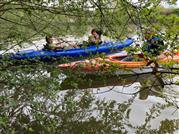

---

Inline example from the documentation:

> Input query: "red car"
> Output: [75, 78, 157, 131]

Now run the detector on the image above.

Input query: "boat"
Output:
[58, 51, 179, 74]
[0, 38, 133, 62]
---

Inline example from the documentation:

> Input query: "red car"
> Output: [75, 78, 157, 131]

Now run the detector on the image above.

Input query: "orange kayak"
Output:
[58, 51, 179, 73]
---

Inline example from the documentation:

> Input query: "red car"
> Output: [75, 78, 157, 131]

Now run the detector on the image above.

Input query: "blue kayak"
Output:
[1, 38, 133, 62]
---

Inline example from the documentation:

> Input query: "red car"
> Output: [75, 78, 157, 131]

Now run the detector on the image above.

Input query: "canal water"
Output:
[58, 72, 179, 133]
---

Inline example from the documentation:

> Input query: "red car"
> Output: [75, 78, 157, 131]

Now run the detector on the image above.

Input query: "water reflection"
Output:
[0, 65, 178, 133]
[60, 73, 165, 100]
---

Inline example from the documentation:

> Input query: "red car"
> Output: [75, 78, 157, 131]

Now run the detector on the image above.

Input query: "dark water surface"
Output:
[0, 64, 178, 134]
[60, 72, 179, 133]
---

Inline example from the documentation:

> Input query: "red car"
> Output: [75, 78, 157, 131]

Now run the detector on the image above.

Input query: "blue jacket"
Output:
[143, 36, 165, 55]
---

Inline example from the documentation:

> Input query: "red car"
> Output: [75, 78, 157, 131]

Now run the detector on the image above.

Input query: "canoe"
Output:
[58, 51, 179, 74]
[0, 38, 133, 62]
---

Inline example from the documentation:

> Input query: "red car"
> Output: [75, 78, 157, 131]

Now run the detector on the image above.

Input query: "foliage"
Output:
[0, 0, 179, 133]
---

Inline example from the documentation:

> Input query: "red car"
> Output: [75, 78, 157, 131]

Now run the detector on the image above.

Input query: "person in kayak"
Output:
[89, 28, 102, 45]
[44, 35, 64, 50]
[44, 36, 78, 50]
[142, 29, 166, 66]
[143, 30, 165, 56]
[82, 28, 103, 47]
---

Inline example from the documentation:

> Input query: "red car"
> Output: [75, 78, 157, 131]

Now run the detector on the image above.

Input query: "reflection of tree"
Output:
[0, 84, 178, 133]
[0, 0, 179, 133]
[134, 106, 178, 134]
[0, 62, 178, 133]
[60, 73, 166, 100]
[0, 66, 178, 133]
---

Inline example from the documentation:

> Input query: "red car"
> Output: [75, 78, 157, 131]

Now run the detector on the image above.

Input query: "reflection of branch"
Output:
[113, 89, 139, 95]
[112, 75, 164, 96]
[158, 71, 179, 75]
[150, 88, 179, 110]
[168, 67, 179, 70]
[93, 86, 115, 94]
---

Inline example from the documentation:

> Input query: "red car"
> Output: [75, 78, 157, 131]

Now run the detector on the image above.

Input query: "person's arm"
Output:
[55, 43, 64, 49]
